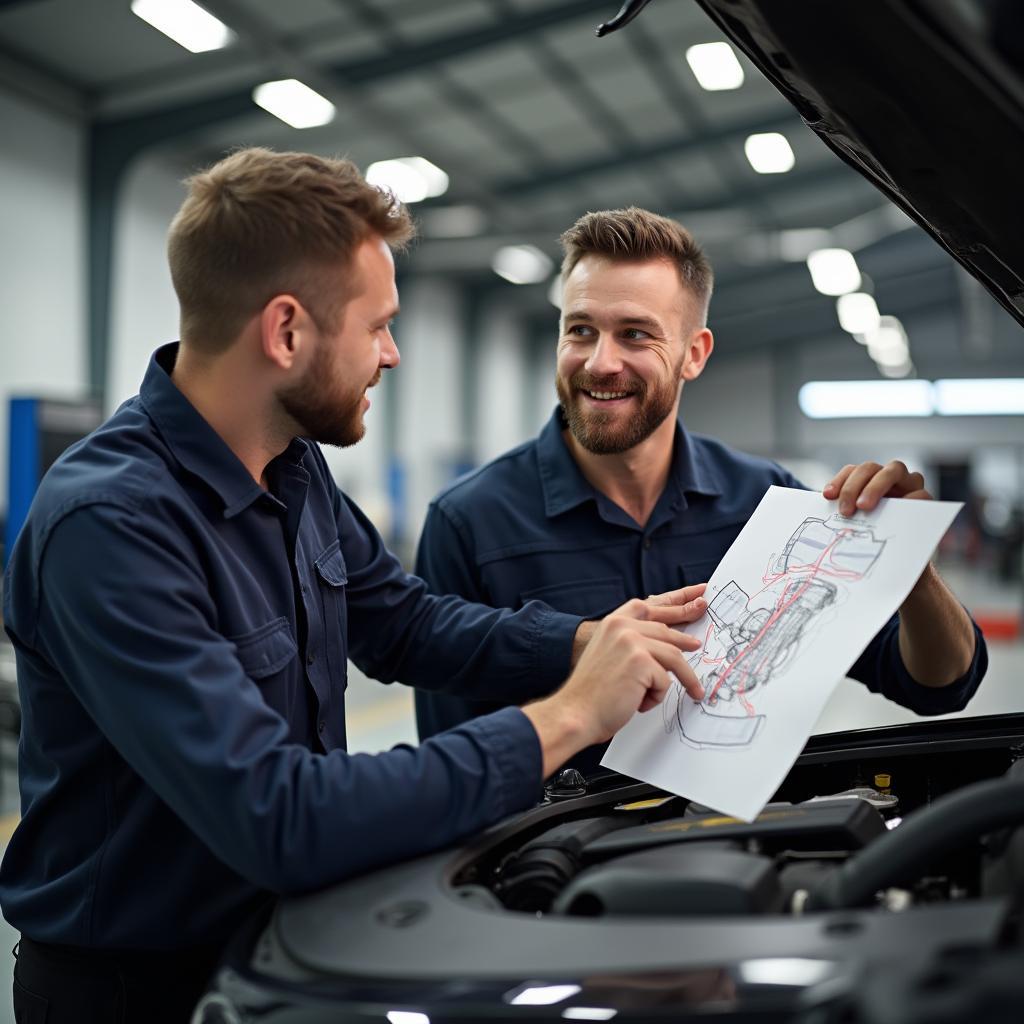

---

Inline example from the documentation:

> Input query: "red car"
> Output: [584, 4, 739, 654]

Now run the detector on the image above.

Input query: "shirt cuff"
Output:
[529, 606, 583, 694]
[884, 618, 988, 716]
[470, 706, 544, 819]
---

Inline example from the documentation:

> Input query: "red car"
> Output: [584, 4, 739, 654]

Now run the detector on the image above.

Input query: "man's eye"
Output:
[566, 324, 593, 336]
[622, 328, 650, 341]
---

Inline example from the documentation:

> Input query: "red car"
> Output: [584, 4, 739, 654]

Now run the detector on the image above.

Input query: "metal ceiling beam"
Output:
[84, 0, 607, 401]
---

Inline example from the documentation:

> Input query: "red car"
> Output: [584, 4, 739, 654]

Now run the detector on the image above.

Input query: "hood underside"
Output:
[696, 0, 1024, 329]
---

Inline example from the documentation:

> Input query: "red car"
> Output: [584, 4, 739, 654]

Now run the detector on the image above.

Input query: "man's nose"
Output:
[381, 328, 400, 370]
[585, 335, 623, 376]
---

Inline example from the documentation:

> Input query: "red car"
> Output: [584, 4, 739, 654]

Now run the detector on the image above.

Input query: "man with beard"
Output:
[1, 157, 712, 1022]
[414, 207, 986, 765]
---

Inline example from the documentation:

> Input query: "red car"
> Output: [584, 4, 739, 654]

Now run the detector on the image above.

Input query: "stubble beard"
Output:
[278, 342, 378, 449]
[556, 361, 682, 455]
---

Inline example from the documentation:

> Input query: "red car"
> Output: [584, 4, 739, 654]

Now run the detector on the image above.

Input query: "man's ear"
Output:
[260, 294, 306, 370]
[681, 327, 714, 382]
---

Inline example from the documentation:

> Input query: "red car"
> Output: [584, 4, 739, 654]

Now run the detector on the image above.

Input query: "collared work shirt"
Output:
[1, 345, 581, 949]
[415, 408, 986, 751]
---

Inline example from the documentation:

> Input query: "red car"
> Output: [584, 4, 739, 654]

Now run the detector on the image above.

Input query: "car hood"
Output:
[696, 0, 1024, 328]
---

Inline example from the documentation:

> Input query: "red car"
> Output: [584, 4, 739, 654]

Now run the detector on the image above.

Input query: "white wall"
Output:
[107, 152, 183, 409]
[476, 300, 530, 464]
[0, 88, 87, 516]
[393, 278, 465, 543]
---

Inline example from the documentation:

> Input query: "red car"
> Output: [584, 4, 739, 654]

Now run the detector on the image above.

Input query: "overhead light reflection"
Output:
[739, 958, 834, 987]
[562, 1008, 618, 1021]
[385, 1012, 430, 1024]
[506, 983, 582, 1006]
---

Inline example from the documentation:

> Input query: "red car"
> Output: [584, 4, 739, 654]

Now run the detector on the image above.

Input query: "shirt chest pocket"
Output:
[519, 576, 626, 618]
[313, 541, 349, 682]
[232, 618, 299, 715]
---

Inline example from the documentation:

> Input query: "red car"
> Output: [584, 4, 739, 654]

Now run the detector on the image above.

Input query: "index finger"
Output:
[646, 583, 708, 607]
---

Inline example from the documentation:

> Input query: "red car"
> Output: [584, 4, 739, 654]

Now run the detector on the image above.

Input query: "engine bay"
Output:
[457, 717, 1024, 925]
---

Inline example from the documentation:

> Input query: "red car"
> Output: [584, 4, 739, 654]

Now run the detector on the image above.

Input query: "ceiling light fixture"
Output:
[492, 245, 553, 285]
[366, 157, 449, 204]
[806, 248, 861, 295]
[836, 292, 881, 334]
[131, 0, 233, 52]
[798, 380, 934, 418]
[252, 79, 336, 129]
[934, 378, 1024, 415]
[685, 42, 745, 90]
[744, 133, 795, 173]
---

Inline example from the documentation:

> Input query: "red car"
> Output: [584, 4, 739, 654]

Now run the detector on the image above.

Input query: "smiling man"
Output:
[414, 207, 986, 764]
[1, 160, 711, 1022]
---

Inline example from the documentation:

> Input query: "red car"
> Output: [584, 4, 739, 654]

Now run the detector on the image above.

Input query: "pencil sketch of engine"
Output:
[665, 514, 886, 750]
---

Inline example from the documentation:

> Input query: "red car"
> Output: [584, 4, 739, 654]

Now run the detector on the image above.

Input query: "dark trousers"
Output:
[12, 936, 222, 1023]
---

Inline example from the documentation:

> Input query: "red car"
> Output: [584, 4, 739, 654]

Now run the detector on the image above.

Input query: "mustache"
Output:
[366, 369, 382, 390]
[570, 371, 645, 395]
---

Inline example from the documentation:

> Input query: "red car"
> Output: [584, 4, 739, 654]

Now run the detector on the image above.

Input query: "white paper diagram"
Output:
[602, 486, 962, 822]
[664, 514, 886, 751]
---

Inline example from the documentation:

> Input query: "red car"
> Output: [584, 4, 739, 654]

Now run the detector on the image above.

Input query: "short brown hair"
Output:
[167, 147, 414, 351]
[559, 207, 713, 322]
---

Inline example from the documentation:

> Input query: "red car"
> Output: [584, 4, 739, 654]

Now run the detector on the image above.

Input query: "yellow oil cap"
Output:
[874, 773, 892, 791]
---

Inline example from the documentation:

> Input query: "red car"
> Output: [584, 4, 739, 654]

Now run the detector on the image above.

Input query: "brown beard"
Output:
[279, 341, 379, 448]
[556, 361, 681, 455]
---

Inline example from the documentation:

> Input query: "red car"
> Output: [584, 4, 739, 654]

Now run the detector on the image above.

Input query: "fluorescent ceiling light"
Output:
[366, 157, 449, 204]
[685, 42, 744, 90]
[862, 316, 909, 367]
[562, 1009, 618, 1021]
[934, 378, 1024, 415]
[131, 0, 233, 52]
[836, 292, 880, 334]
[798, 380, 934, 418]
[507, 984, 582, 1006]
[806, 248, 861, 296]
[492, 244, 553, 285]
[878, 360, 914, 379]
[744, 133, 795, 173]
[252, 79, 335, 129]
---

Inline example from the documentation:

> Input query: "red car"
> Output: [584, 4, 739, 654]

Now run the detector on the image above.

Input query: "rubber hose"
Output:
[806, 778, 1024, 911]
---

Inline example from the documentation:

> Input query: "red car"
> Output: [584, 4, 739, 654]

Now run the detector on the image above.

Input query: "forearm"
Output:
[897, 563, 977, 686]
[571, 619, 598, 667]
[521, 698, 591, 780]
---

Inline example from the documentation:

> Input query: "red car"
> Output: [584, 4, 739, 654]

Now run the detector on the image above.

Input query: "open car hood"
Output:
[696, 0, 1024, 328]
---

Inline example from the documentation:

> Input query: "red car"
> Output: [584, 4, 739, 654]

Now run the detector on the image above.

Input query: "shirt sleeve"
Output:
[846, 611, 988, 714]
[335, 486, 580, 703]
[35, 502, 544, 895]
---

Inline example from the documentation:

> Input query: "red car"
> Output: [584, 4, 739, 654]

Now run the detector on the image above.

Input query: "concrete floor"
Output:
[0, 563, 1020, 1021]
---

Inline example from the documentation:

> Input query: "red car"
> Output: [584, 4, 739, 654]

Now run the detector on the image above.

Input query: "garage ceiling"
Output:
[0, 0, 1017, 375]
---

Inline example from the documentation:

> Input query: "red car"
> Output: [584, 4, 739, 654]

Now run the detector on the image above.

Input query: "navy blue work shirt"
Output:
[414, 407, 986, 753]
[1, 345, 583, 950]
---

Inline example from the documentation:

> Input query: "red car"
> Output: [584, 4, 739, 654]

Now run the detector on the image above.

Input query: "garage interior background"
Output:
[0, 0, 1022, 1012]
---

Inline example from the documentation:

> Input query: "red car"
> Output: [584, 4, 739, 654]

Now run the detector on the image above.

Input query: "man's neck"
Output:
[564, 413, 678, 528]
[171, 343, 287, 488]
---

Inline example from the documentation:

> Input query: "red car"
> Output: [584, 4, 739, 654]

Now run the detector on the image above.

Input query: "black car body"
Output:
[194, 2, 1024, 1021]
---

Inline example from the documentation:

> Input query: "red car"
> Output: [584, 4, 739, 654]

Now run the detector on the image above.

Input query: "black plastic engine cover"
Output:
[552, 842, 781, 917]
[584, 799, 886, 861]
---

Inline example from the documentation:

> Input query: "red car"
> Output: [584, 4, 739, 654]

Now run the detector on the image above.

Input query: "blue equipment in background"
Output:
[4, 397, 103, 565]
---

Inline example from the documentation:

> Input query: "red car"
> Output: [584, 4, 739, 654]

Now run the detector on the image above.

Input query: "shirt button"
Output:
[318, 721, 326, 734]
[307, 651, 315, 665]
[643, 537, 652, 550]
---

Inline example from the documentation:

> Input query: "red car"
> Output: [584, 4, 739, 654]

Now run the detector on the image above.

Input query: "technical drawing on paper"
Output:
[663, 514, 886, 749]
